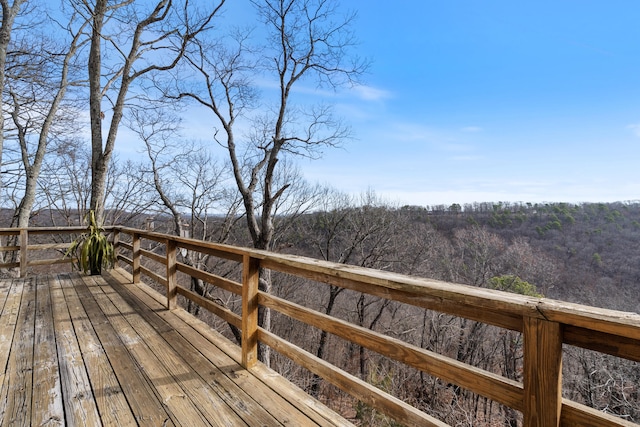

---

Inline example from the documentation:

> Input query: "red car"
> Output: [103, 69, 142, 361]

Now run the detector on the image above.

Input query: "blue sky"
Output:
[294, 1, 640, 206]
[119, 1, 640, 207]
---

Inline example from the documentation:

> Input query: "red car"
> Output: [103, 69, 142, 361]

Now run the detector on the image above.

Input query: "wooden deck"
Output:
[0, 269, 352, 426]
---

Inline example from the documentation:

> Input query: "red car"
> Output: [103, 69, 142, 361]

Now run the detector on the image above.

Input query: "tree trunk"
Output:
[88, 0, 107, 221]
[14, 31, 78, 227]
[0, 0, 27, 184]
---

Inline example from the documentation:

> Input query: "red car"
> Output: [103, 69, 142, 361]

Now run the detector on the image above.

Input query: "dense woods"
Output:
[255, 200, 640, 425]
[0, 1, 638, 425]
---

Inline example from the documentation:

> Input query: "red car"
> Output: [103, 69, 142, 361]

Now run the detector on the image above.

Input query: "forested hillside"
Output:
[274, 200, 639, 313]
[257, 199, 640, 425]
[271, 199, 640, 425]
[408, 201, 640, 312]
[139, 198, 640, 424]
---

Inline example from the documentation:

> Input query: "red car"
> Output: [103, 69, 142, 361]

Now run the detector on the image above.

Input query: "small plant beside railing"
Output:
[65, 211, 115, 275]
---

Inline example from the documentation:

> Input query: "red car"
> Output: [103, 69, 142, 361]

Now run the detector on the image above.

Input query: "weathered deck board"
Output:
[50, 275, 102, 426]
[0, 279, 22, 422]
[105, 268, 350, 427]
[32, 275, 64, 426]
[65, 274, 175, 426]
[58, 274, 137, 426]
[0, 272, 352, 426]
[3, 277, 35, 426]
[75, 276, 238, 427]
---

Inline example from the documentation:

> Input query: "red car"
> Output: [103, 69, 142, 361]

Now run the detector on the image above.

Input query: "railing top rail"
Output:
[4, 226, 639, 342]
[4, 226, 639, 426]
[111, 226, 640, 340]
[0, 226, 89, 234]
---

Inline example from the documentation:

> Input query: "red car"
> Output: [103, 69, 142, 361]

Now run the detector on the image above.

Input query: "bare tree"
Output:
[71, 0, 224, 221]
[237, 0, 365, 251]
[6, 15, 86, 227]
[179, 0, 366, 365]
[288, 190, 405, 393]
[126, 106, 241, 240]
[0, 0, 28, 185]
[38, 137, 92, 226]
[126, 105, 246, 327]
[103, 156, 156, 226]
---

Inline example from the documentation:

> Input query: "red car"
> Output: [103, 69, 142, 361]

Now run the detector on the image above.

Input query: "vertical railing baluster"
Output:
[166, 239, 177, 310]
[523, 316, 563, 427]
[132, 232, 141, 283]
[112, 228, 120, 269]
[241, 254, 260, 369]
[19, 228, 28, 278]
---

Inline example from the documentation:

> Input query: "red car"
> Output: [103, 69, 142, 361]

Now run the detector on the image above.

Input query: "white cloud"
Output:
[461, 126, 483, 133]
[451, 155, 483, 162]
[442, 142, 474, 153]
[351, 84, 392, 101]
[627, 123, 640, 138]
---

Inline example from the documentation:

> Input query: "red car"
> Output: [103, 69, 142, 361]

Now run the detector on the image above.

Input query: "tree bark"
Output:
[0, 0, 27, 185]
[88, 0, 107, 220]
[14, 24, 83, 227]
[86, 0, 223, 222]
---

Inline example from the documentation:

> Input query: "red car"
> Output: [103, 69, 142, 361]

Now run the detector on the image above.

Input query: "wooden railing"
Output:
[2, 226, 639, 427]
[0, 227, 86, 276]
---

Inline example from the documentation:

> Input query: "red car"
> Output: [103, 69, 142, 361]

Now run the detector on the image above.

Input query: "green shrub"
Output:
[65, 211, 115, 275]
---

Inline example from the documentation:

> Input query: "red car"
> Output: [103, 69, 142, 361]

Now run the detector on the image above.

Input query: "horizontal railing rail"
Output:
[2, 226, 639, 427]
[0, 227, 88, 275]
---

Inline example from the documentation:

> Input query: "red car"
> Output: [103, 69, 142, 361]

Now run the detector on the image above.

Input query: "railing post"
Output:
[166, 239, 177, 310]
[523, 317, 563, 427]
[241, 254, 260, 369]
[112, 229, 120, 268]
[19, 228, 28, 278]
[132, 232, 141, 283]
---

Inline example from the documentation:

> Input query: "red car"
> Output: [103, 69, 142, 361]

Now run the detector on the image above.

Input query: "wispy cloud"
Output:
[256, 79, 392, 103]
[390, 122, 442, 142]
[451, 155, 484, 162]
[351, 84, 392, 101]
[461, 126, 483, 133]
[444, 143, 475, 153]
[627, 123, 640, 138]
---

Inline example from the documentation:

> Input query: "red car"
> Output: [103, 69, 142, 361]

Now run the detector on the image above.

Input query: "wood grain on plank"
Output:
[81, 275, 213, 427]
[3, 277, 35, 426]
[0, 279, 22, 394]
[31, 275, 64, 426]
[77, 275, 175, 426]
[106, 267, 351, 427]
[60, 275, 138, 426]
[105, 275, 286, 427]
[51, 275, 102, 426]
[0, 279, 23, 425]
[91, 274, 248, 427]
